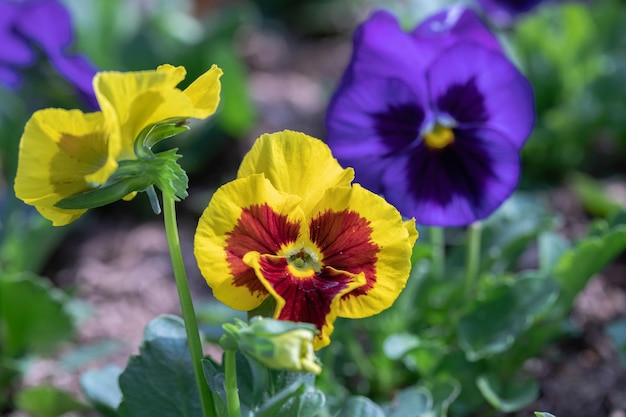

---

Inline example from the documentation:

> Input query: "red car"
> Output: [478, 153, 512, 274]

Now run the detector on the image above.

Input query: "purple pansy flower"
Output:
[0, 0, 98, 106]
[476, 0, 546, 24]
[325, 6, 535, 227]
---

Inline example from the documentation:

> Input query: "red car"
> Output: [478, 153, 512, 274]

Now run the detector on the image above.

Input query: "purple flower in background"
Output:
[476, 0, 546, 24]
[0, 0, 98, 106]
[325, 6, 535, 227]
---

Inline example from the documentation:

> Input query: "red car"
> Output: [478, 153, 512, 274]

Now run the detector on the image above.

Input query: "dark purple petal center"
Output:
[435, 76, 488, 125]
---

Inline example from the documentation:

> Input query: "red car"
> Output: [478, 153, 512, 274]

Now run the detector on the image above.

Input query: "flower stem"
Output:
[162, 196, 216, 417]
[464, 221, 483, 298]
[224, 349, 242, 417]
[429, 227, 445, 280]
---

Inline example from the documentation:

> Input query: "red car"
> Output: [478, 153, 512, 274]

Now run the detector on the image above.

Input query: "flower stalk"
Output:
[224, 349, 242, 417]
[163, 195, 216, 417]
[429, 227, 445, 281]
[464, 221, 483, 298]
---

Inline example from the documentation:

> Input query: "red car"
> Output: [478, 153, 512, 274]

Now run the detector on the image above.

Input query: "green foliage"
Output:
[15, 386, 88, 417]
[80, 365, 123, 417]
[117, 315, 201, 417]
[321, 194, 626, 415]
[0, 273, 74, 357]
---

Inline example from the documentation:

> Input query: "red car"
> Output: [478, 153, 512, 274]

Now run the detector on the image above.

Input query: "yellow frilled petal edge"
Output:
[194, 173, 304, 311]
[93, 64, 223, 160]
[237, 131, 355, 214]
[313, 184, 418, 319]
[14, 108, 115, 226]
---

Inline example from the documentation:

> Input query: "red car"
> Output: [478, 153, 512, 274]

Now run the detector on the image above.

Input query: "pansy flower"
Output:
[475, 0, 546, 24]
[0, 0, 98, 106]
[194, 131, 417, 349]
[14, 64, 222, 226]
[325, 7, 535, 227]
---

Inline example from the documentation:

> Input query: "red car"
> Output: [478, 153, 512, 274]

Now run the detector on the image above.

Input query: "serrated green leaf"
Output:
[552, 224, 626, 316]
[80, 364, 123, 417]
[336, 396, 385, 417]
[16, 386, 88, 417]
[0, 273, 74, 356]
[382, 386, 432, 417]
[458, 275, 559, 361]
[476, 374, 538, 413]
[118, 315, 201, 417]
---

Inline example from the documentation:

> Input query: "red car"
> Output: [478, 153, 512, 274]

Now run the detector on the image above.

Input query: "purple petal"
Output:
[341, 10, 435, 90]
[382, 127, 521, 226]
[477, 0, 546, 24]
[412, 6, 504, 55]
[0, 2, 35, 66]
[0, 65, 21, 87]
[427, 43, 534, 149]
[16, 0, 73, 52]
[327, 75, 427, 159]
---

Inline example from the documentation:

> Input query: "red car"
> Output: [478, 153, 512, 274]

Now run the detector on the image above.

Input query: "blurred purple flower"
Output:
[325, 6, 535, 227]
[476, 0, 546, 24]
[0, 0, 98, 107]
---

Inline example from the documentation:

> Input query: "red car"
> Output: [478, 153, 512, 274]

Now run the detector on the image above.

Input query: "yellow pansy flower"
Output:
[14, 64, 222, 226]
[194, 131, 418, 349]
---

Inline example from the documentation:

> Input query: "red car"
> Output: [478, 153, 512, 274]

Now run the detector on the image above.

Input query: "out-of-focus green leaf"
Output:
[0, 273, 74, 357]
[15, 386, 88, 417]
[568, 172, 623, 218]
[534, 412, 557, 417]
[382, 385, 432, 417]
[117, 315, 200, 417]
[458, 274, 559, 361]
[336, 396, 385, 417]
[426, 377, 461, 417]
[476, 374, 538, 413]
[552, 223, 626, 316]
[80, 364, 123, 417]
[538, 231, 571, 274]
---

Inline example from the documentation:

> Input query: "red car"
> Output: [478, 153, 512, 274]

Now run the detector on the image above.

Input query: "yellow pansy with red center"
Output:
[194, 131, 417, 349]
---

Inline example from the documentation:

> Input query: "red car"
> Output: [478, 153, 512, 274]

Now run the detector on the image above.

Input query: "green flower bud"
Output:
[221, 317, 322, 375]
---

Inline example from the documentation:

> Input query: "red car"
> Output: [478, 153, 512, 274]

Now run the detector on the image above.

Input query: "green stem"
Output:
[429, 227, 445, 280]
[464, 221, 483, 299]
[162, 196, 216, 417]
[224, 349, 242, 417]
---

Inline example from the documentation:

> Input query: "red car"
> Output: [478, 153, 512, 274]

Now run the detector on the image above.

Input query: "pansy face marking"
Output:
[194, 131, 417, 349]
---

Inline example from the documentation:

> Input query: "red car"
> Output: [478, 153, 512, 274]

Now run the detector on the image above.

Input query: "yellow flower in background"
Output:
[14, 64, 222, 226]
[194, 131, 418, 349]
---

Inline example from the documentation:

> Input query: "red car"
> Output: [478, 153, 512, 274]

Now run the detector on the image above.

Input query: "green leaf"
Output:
[336, 396, 386, 417]
[458, 275, 559, 361]
[382, 386, 432, 417]
[0, 273, 74, 356]
[476, 374, 538, 413]
[568, 172, 623, 218]
[15, 386, 88, 417]
[538, 231, 571, 274]
[261, 371, 325, 417]
[534, 412, 556, 417]
[80, 364, 123, 417]
[427, 377, 461, 417]
[118, 315, 201, 417]
[552, 223, 626, 316]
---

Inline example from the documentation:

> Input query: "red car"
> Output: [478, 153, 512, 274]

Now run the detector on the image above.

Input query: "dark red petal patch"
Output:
[226, 203, 300, 294]
[256, 254, 360, 333]
[309, 210, 379, 298]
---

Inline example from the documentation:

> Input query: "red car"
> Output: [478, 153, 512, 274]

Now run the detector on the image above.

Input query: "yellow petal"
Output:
[194, 174, 304, 311]
[237, 131, 354, 214]
[311, 184, 417, 318]
[183, 64, 223, 118]
[94, 65, 222, 160]
[14, 108, 114, 226]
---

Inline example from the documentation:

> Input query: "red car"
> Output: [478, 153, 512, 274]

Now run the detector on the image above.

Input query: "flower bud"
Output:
[221, 317, 322, 375]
